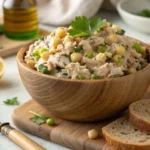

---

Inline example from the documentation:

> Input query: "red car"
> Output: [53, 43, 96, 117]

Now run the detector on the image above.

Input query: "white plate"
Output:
[117, 0, 150, 33]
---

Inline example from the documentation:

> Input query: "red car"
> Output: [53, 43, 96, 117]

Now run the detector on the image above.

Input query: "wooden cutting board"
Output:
[0, 17, 50, 57]
[12, 100, 116, 150]
[11, 89, 150, 150]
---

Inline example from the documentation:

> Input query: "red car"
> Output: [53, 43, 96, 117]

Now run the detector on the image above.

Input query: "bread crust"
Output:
[102, 127, 150, 150]
[129, 102, 150, 134]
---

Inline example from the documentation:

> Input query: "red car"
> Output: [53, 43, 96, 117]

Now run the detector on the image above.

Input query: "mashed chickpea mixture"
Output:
[25, 16, 148, 80]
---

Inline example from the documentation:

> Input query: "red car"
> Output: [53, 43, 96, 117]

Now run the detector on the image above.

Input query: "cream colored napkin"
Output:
[37, 0, 120, 26]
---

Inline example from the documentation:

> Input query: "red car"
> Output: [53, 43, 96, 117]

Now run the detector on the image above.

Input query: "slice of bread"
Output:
[102, 116, 150, 150]
[129, 99, 150, 134]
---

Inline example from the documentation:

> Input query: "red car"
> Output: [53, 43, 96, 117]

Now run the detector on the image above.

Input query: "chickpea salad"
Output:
[25, 16, 148, 80]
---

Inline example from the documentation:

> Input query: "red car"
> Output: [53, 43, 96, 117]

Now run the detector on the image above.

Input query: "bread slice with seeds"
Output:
[129, 99, 150, 134]
[102, 116, 150, 150]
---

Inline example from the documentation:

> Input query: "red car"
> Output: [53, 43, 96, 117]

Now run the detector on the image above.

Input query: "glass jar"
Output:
[3, 0, 39, 40]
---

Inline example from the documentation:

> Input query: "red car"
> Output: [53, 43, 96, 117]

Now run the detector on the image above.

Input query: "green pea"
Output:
[38, 48, 48, 55]
[91, 74, 104, 80]
[46, 118, 55, 125]
[116, 56, 123, 66]
[73, 46, 83, 52]
[76, 74, 85, 80]
[85, 51, 93, 58]
[133, 42, 142, 53]
[98, 45, 107, 53]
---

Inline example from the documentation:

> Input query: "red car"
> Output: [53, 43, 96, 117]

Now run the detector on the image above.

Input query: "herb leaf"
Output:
[3, 97, 19, 105]
[98, 45, 107, 53]
[73, 46, 83, 52]
[137, 9, 150, 18]
[133, 42, 142, 53]
[68, 16, 90, 37]
[116, 29, 125, 35]
[117, 56, 123, 66]
[38, 64, 50, 74]
[32, 48, 48, 60]
[0, 25, 4, 34]
[111, 74, 120, 78]
[68, 16, 106, 37]
[29, 111, 50, 125]
[90, 17, 106, 33]
[30, 116, 45, 125]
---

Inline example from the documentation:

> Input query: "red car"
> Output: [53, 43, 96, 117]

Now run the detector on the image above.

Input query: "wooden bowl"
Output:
[17, 42, 150, 122]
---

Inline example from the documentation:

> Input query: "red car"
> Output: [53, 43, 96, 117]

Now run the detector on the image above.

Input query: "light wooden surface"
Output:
[11, 86, 150, 150]
[17, 41, 150, 122]
[12, 100, 116, 150]
[9, 129, 46, 150]
[0, 17, 50, 57]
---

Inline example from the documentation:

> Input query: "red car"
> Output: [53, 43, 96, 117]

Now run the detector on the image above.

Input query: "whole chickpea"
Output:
[55, 27, 66, 38]
[88, 129, 99, 139]
[41, 51, 49, 61]
[51, 37, 61, 48]
[106, 34, 118, 45]
[128, 67, 137, 74]
[71, 53, 82, 62]
[112, 24, 121, 32]
[26, 60, 35, 69]
[96, 53, 107, 63]
[116, 45, 126, 56]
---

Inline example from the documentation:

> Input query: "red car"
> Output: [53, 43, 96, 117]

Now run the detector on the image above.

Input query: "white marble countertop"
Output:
[0, 10, 150, 150]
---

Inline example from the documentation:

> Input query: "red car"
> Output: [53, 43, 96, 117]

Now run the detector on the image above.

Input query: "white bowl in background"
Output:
[117, 0, 150, 33]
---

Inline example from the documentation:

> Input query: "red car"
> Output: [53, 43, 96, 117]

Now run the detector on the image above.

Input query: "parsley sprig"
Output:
[3, 97, 19, 105]
[29, 111, 55, 125]
[68, 16, 106, 37]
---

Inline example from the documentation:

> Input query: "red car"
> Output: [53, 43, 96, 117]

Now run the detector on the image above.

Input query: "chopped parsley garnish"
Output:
[137, 9, 150, 18]
[3, 97, 19, 105]
[111, 74, 120, 78]
[29, 111, 55, 125]
[91, 74, 104, 80]
[62, 73, 68, 76]
[117, 56, 123, 66]
[73, 46, 83, 52]
[116, 29, 126, 35]
[0, 25, 4, 34]
[133, 42, 142, 53]
[32, 48, 48, 60]
[98, 45, 107, 53]
[85, 51, 93, 58]
[38, 36, 45, 41]
[76, 74, 85, 80]
[38, 64, 50, 74]
[68, 16, 106, 37]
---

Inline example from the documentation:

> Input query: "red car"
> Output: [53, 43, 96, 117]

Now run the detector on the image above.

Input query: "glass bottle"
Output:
[3, 0, 39, 40]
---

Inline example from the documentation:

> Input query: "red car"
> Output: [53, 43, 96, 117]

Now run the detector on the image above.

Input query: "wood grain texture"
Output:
[12, 100, 116, 150]
[0, 17, 50, 57]
[17, 40, 150, 122]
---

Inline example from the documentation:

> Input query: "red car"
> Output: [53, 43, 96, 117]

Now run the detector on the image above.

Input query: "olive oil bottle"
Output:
[3, 0, 39, 40]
